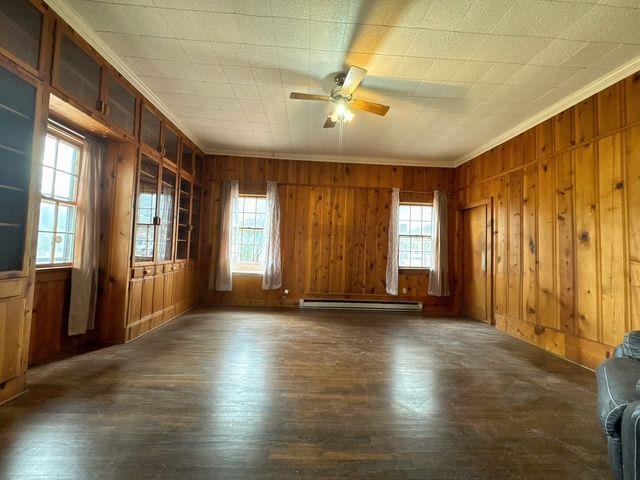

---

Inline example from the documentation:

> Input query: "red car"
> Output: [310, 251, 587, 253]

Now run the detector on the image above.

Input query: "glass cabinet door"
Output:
[163, 127, 178, 165]
[176, 178, 191, 260]
[0, 66, 35, 271]
[105, 74, 136, 137]
[157, 169, 176, 262]
[141, 105, 161, 151]
[134, 155, 159, 263]
[0, 0, 43, 71]
[181, 144, 193, 174]
[56, 32, 102, 112]
[189, 185, 201, 260]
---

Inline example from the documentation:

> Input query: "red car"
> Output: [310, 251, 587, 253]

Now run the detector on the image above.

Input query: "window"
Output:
[231, 195, 267, 273]
[398, 203, 433, 269]
[36, 132, 81, 265]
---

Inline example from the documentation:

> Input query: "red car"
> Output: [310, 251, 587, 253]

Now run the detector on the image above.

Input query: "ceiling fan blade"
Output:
[340, 66, 367, 96]
[350, 98, 390, 116]
[289, 92, 331, 101]
[323, 116, 336, 128]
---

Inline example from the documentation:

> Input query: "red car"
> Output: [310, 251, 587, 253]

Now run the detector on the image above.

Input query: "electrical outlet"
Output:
[402, 288, 407, 294]
[284, 289, 289, 295]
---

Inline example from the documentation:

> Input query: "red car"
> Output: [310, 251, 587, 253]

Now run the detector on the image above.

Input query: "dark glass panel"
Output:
[0, 66, 35, 271]
[106, 75, 136, 136]
[57, 34, 101, 111]
[0, 0, 42, 69]
[141, 106, 161, 150]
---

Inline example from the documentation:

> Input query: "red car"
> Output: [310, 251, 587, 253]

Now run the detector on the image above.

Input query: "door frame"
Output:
[457, 198, 494, 325]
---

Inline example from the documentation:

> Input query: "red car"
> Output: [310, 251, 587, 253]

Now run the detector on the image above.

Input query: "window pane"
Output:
[44, 135, 56, 167]
[410, 222, 421, 235]
[398, 220, 409, 235]
[410, 236, 421, 251]
[240, 244, 252, 262]
[410, 205, 422, 221]
[243, 213, 256, 228]
[399, 205, 410, 221]
[245, 196, 256, 212]
[241, 228, 254, 244]
[255, 213, 266, 228]
[56, 204, 76, 233]
[53, 170, 75, 200]
[41, 166, 54, 197]
[399, 251, 410, 267]
[36, 232, 53, 264]
[399, 236, 410, 251]
[56, 141, 79, 174]
[53, 232, 74, 263]
[422, 222, 432, 235]
[38, 200, 55, 232]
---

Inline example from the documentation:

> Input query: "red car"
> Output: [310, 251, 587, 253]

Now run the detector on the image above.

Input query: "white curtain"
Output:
[68, 139, 104, 335]
[212, 180, 238, 291]
[428, 190, 450, 297]
[385, 188, 400, 295]
[262, 181, 282, 290]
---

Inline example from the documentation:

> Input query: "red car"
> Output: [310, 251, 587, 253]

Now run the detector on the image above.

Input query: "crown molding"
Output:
[453, 54, 640, 168]
[207, 148, 456, 167]
[45, 0, 206, 152]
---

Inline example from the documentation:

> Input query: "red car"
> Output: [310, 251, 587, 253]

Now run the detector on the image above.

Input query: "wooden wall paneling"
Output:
[575, 97, 597, 144]
[375, 189, 391, 294]
[626, 125, 640, 331]
[494, 176, 508, 317]
[140, 274, 154, 322]
[537, 158, 557, 329]
[597, 81, 623, 136]
[29, 269, 71, 365]
[152, 271, 164, 326]
[536, 119, 554, 158]
[507, 171, 522, 319]
[97, 142, 137, 344]
[598, 133, 627, 346]
[293, 185, 308, 295]
[163, 269, 174, 321]
[127, 278, 142, 326]
[0, 298, 27, 384]
[522, 129, 537, 163]
[554, 109, 575, 152]
[573, 142, 600, 342]
[364, 189, 379, 294]
[555, 151, 576, 334]
[522, 164, 538, 324]
[626, 72, 640, 125]
[349, 188, 368, 294]
[508, 136, 524, 170]
[627, 126, 640, 263]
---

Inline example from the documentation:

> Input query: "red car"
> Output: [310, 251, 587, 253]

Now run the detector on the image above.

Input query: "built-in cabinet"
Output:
[0, 61, 44, 402]
[0, 0, 206, 400]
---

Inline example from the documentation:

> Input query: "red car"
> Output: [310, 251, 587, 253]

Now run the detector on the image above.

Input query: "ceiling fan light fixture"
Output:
[331, 100, 355, 124]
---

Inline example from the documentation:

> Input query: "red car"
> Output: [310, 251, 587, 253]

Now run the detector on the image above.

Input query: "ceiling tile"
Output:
[273, 17, 309, 48]
[407, 29, 453, 58]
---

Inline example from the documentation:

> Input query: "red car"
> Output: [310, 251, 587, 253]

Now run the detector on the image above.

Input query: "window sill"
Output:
[399, 268, 430, 275]
[232, 270, 263, 276]
[36, 264, 73, 272]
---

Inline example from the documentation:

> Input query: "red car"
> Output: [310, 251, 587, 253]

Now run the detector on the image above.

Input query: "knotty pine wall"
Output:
[202, 156, 457, 312]
[455, 71, 640, 369]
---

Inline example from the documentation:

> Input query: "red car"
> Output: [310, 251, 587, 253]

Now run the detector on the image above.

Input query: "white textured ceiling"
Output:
[61, 0, 640, 165]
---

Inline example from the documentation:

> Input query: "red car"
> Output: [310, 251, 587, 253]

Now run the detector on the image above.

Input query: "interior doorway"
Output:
[461, 202, 491, 323]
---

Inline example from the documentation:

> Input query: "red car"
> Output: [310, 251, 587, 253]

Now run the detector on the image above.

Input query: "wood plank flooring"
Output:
[0, 308, 608, 479]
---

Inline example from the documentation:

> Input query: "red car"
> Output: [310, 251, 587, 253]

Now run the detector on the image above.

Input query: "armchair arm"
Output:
[597, 358, 640, 437]
[621, 400, 640, 480]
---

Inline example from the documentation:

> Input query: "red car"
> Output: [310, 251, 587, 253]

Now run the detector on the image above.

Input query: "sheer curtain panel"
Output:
[212, 180, 238, 291]
[385, 188, 399, 295]
[428, 190, 450, 297]
[68, 139, 104, 335]
[262, 181, 282, 289]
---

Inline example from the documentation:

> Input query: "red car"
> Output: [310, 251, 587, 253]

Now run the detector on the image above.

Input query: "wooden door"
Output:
[462, 205, 489, 322]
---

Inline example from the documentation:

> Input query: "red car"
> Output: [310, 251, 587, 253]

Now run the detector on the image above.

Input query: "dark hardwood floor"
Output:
[0, 308, 608, 479]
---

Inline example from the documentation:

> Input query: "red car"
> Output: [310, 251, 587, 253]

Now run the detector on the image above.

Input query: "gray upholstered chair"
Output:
[597, 332, 640, 480]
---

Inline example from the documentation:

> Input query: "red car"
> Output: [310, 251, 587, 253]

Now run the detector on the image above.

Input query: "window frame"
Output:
[36, 126, 83, 268]
[398, 201, 434, 272]
[231, 193, 268, 275]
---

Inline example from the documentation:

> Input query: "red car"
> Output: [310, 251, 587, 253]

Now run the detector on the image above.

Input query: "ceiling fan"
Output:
[289, 66, 390, 129]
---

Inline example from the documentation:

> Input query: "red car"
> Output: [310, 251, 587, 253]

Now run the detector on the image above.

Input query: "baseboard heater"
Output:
[299, 299, 422, 312]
